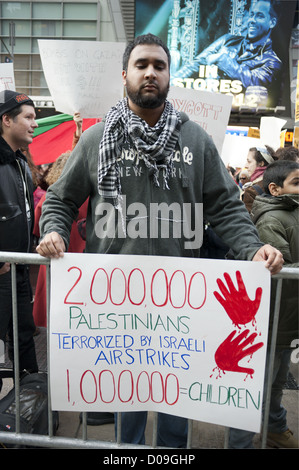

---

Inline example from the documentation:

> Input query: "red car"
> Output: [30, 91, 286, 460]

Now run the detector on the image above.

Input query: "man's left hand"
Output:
[253, 244, 284, 275]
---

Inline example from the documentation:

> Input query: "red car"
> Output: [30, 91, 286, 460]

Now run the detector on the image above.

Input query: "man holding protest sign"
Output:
[37, 33, 283, 447]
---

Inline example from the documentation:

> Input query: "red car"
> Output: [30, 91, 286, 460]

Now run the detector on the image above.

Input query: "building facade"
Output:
[0, 0, 297, 129]
[0, 0, 134, 115]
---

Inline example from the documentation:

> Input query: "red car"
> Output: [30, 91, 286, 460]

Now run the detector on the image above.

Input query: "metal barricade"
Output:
[0, 251, 298, 449]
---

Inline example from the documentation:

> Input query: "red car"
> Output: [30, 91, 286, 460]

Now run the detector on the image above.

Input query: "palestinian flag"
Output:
[29, 113, 99, 166]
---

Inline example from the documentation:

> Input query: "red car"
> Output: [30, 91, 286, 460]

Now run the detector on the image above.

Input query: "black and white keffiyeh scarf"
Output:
[97, 98, 181, 203]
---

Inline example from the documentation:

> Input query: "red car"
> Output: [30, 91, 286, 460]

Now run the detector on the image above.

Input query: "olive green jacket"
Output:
[251, 194, 299, 348]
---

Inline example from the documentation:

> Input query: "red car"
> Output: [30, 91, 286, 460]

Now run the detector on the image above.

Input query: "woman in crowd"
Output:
[242, 145, 277, 212]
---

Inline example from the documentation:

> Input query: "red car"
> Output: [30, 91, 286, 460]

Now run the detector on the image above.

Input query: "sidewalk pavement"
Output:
[1, 327, 298, 449]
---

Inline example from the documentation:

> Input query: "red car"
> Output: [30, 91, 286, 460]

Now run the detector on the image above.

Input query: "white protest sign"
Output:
[38, 40, 125, 118]
[221, 134, 260, 167]
[50, 253, 270, 432]
[0, 63, 15, 92]
[168, 86, 233, 154]
[260, 116, 287, 151]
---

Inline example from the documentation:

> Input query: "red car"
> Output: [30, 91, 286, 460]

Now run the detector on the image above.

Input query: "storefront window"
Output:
[33, 20, 61, 37]
[2, 2, 31, 18]
[1, 19, 31, 36]
[14, 37, 31, 53]
[64, 3, 97, 20]
[63, 20, 96, 38]
[32, 2, 61, 19]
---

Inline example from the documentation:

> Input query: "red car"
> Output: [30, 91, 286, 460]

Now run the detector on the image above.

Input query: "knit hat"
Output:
[0, 90, 34, 117]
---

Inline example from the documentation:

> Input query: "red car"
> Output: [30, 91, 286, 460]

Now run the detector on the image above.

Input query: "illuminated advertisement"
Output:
[135, 0, 296, 110]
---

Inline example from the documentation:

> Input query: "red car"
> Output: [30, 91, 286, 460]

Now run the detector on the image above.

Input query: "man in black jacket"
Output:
[0, 90, 39, 392]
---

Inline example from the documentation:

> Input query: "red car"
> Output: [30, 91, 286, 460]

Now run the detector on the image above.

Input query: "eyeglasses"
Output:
[240, 177, 247, 180]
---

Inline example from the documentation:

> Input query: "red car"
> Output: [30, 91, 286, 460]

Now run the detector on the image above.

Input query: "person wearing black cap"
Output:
[0, 90, 39, 391]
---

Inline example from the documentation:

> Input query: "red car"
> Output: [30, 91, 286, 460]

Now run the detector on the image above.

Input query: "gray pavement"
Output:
[1, 326, 298, 449]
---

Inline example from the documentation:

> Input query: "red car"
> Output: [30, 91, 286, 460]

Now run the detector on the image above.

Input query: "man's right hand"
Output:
[0, 262, 10, 275]
[36, 232, 66, 258]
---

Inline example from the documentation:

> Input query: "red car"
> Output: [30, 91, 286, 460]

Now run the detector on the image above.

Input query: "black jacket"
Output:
[0, 136, 34, 268]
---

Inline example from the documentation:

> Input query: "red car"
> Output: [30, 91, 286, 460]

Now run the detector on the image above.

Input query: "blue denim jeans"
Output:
[116, 411, 188, 447]
[229, 349, 291, 448]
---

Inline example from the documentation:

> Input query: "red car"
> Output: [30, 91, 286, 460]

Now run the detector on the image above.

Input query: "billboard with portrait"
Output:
[135, 0, 296, 111]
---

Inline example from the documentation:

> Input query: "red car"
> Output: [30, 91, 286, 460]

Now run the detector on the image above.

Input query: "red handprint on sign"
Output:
[213, 270, 262, 328]
[215, 329, 264, 375]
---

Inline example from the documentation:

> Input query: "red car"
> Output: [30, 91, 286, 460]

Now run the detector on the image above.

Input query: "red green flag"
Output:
[29, 114, 98, 165]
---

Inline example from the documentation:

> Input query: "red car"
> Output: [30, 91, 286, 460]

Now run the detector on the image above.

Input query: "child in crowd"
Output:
[229, 160, 299, 448]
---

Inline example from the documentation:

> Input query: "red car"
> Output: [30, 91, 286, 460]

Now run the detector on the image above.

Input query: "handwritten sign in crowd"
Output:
[0, 63, 15, 92]
[168, 86, 232, 154]
[50, 253, 270, 432]
[37, 40, 232, 153]
[38, 40, 126, 118]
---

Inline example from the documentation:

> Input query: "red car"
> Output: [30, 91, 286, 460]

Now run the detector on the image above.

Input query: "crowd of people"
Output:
[0, 31, 298, 449]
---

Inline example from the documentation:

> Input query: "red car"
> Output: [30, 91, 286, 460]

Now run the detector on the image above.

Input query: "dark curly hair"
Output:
[122, 33, 171, 72]
[263, 160, 299, 194]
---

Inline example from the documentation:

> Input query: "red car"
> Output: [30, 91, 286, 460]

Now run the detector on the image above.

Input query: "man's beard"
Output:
[126, 79, 170, 109]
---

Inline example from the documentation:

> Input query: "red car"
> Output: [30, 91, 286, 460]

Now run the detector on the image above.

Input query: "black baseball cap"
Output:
[0, 90, 34, 117]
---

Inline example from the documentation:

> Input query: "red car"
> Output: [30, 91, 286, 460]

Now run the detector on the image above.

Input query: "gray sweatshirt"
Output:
[39, 111, 263, 260]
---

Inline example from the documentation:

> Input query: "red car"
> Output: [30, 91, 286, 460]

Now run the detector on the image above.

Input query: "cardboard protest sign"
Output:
[221, 134, 260, 167]
[50, 253, 270, 432]
[260, 116, 287, 151]
[0, 63, 15, 92]
[38, 40, 125, 118]
[168, 86, 232, 155]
